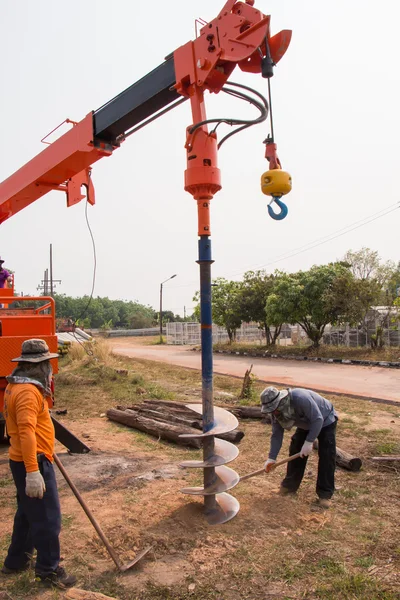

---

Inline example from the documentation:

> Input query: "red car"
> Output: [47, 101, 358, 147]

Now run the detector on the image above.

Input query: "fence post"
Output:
[345, 323, 350, 347]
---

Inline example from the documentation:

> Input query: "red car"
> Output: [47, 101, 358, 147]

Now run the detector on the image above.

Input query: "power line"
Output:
[234, 202, 399, 276]
[168, 201, 399, 288]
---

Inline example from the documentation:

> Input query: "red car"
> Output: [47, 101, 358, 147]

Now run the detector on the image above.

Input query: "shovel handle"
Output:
[239, 452, 302, 482]
[53, 453, 122, 570]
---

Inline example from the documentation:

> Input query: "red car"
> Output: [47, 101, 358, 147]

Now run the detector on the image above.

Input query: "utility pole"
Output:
[37, 244, 61, 296]
[159, 274, 177, 343]
[50, 243, 54, 297]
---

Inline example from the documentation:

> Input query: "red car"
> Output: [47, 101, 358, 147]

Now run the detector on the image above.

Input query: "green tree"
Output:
[343, 247, 395, 288]
[193, 277, 242, 343]
[266, 264, 372, 348]
[128, 304, 156, 329]
[238, 270, 283, 345]
[54, 294, 157, 329]
[342, 247, 396, 333]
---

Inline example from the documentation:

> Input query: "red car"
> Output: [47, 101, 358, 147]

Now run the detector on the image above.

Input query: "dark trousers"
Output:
[281, 420, 337, 499]
[4, 457, 61, 575]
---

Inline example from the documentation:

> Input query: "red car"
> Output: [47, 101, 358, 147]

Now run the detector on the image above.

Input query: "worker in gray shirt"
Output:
[260, 386, 338, 508]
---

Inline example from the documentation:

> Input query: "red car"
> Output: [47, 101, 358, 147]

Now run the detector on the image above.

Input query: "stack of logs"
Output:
[107, 400, 245, 449]
[107, 400, 363, 471]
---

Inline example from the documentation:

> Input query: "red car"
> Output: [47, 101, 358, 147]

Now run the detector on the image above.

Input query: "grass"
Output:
[315, 574, 398, 600]
[61, 514, 75, 528]
[213, 341, 400, 362]
[0, 477, 13, 488]
[2, 339, 400, 600]
[355, 555, 375, 568]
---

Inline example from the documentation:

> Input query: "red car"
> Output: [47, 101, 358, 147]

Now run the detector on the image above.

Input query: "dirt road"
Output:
[109, 338, 400, 404]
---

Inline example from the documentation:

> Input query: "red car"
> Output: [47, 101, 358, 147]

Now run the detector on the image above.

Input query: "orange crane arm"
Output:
[0, 0, 291, 225]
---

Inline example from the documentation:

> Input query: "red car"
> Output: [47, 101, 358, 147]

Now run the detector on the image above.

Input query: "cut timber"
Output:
[313, 440, 362, 472]
[216, 430, 245, 444]
[336, 447, 362, 472]
[107, 408, 201, 448]
[107, 407, 244, 446]
[144, 399, 271, 423]
[65, 589, 117, 600]
[125, 407, 201, 429]
[230, 406, 272, 423]
[143, 399, 191, 409]
[370, 456, 400, 470]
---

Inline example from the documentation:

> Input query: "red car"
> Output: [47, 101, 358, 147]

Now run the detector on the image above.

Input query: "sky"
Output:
[1, 0, 399, 317]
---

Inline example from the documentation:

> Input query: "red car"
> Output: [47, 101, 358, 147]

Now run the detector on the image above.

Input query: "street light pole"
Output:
[159, 274, 177, 343]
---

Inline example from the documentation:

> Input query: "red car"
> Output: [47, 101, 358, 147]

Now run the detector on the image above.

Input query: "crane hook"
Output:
[267, 196, 288, 221]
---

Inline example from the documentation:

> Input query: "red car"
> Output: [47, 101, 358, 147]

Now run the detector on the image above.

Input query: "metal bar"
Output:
[198, 236, 216, 514]
[93, 57, 179, 143]
[51, 416, 91, 454]
[50, 244, 54, 298]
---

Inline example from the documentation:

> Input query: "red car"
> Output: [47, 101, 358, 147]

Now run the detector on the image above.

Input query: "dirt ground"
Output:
[0, 340, 399, 600]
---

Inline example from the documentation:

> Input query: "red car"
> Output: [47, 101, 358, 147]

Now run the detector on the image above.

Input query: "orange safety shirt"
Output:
[3, 383, 54, 472]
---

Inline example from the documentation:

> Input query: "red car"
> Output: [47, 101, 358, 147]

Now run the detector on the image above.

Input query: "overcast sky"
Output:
[1, 0, 399, 316]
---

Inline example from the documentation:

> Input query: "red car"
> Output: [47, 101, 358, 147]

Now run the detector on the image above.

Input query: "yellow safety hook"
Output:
[261, 169, 292, 221]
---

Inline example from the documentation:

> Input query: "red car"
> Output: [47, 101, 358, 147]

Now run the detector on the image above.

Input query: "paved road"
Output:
[109, 339, 400, 403]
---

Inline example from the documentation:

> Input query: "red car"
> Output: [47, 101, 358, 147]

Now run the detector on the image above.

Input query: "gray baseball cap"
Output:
[260, 386, 289, 413]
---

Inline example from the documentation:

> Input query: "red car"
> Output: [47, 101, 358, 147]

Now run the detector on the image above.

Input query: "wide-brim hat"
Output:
[11, 338, 59, 363]
[260, 386, 289, 413]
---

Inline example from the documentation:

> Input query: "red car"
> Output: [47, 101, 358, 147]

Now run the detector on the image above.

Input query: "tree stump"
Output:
[239, 364, 253, 400]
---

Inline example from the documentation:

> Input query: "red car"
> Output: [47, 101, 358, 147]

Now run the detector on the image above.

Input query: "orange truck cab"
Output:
[0, 287, 58, 441]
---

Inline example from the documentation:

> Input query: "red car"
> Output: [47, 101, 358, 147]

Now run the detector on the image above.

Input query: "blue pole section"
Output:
[198, 235, 216, 512]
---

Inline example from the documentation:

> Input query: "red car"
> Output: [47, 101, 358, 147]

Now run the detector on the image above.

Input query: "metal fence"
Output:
[167, 316, 400, 348]
[323, 323, 400, 347]
[166, 322, 264, 345]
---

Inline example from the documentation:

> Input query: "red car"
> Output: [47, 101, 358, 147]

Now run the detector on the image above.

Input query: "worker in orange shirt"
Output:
[0, 339, 76, 589]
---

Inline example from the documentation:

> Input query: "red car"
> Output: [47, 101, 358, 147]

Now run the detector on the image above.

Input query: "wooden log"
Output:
[217, 429, 245, 444]
[142, 399, 190, 410]
[371, 455, 400, 462]
[125, 407, 202, 429]
[124, 409, 244, 443]
[313, 440, 362, 472]
[118, 402, 198, 420]
[143, 399, 265, 422]
[370, 456, 400, 470]
[65, 589, 118, 600]
[140, 400, 200, 417]
[230, 406, 271, 423]
[144, 399, 265, 422]
[108, 408, 245, 446]
[107, 408, 201, 449]
[336, 447, 362, 472]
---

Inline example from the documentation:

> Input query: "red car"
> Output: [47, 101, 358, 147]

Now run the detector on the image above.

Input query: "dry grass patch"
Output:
[1, 343, 399, 600]
[213, 341, 400, 363]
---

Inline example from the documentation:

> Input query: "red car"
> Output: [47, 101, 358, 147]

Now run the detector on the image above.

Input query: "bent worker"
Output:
[0, 257, 12, 289]
[1, 339, 76, 588]
[260, 386, 338, 509]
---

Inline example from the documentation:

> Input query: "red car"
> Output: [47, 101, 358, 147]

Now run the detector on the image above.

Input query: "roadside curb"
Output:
[191, 348, 400, 369]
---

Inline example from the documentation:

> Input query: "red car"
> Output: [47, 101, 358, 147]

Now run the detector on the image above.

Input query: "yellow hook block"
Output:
[261, 169, 292, 197]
